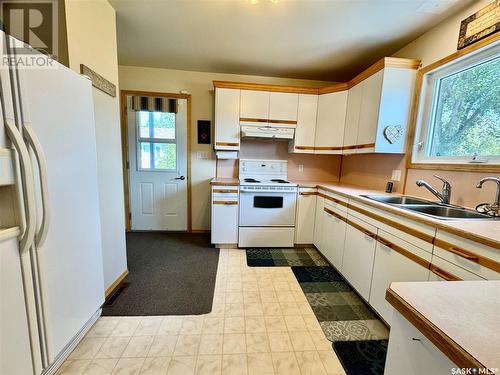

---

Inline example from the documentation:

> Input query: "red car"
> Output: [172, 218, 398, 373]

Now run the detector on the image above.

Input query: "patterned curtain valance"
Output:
[131, 96, 177, 113]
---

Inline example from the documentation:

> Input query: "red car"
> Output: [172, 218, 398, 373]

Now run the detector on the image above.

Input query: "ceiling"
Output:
[110, 0, 473, 81]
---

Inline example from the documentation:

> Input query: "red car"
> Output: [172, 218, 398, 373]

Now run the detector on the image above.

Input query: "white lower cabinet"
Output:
[295, 190, 316, 244]
[369, 230, 431, 325]
[313, 196, 325, 252]
[429, 254, 484, 281]
[211, 186, 239, 244]
[385, 311, 456, 375]
[342, 215, 377, 300]
[321, 205, 347, 271]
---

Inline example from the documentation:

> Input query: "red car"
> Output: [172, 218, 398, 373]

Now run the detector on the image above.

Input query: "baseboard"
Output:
[191, 229, 210, 233]
[105, 269, 129, 298]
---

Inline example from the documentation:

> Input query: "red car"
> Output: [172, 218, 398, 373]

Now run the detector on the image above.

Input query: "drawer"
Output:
[429, 254, 484, 281]
[433, 230, 499, 280]
[347, 199, 435, 253]
[319, 189, 348, 213]
[212, 186, 239, 194]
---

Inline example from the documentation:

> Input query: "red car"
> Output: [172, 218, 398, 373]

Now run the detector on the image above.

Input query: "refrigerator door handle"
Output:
[23, 125, 50, 248]
[5, 120, 37, 254]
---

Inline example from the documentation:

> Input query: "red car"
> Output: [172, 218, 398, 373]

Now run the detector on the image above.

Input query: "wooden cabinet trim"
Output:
[213, 80, 319, 95]
[346, 217, 377, 239]
[215, 141, 239, 146]
[318, 193, 349, 208]
[434, 238, 500, 273]
[385, 288, 481, 370]
[347, 203, 434, 244]
[240, 117, 298, 125]
[214, 58, 420, 97]
[429, 264, 461, 281]
[213, 189, 238, 194]
[295, 146, 315, 150]
[300, 192, 318, 196]
[342, 143, 376, 151]
[377, 235, 431, 269]
[314, 146, 343, 151]
[213, 200, 238, 205]
[324, 206, 348, 223]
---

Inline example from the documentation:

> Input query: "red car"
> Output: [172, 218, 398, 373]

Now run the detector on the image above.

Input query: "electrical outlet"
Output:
[391, 169, 401, 182]
[298, 164, 304, 172]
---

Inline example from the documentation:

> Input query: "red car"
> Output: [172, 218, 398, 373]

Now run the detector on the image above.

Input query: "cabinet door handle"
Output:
[378, 237, 393, 249]
[300, 192, 317, 196]
[213, 201, 238, 205]
[430, 265, 461, 281]
[447, 246, 479, 261]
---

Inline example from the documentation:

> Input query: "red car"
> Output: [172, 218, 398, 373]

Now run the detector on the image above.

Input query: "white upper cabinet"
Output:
[357, 70, 384, 150]
[240, 90, 270, 120]
[343, 65, 417, 154]
[215, 88, 241, 150]
[291, 94, 318, 153]
[374, 67, 417, 153]
[343, 83, 363, 154]
[269, 92, 298, 122]
[314, 91, 348, 154]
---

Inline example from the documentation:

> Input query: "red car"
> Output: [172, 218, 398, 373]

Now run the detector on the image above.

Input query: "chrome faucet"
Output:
[416, 175, 452, 204]
[476, 177, 500, 217]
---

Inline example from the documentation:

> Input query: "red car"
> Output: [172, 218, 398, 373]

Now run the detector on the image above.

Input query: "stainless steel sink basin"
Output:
[362, 194, 496, 220]
[404, 205, 494, 219]
[362, 195, 433, 205]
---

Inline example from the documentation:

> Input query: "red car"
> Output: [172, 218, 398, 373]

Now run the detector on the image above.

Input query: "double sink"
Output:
[362, 195, 496, 220]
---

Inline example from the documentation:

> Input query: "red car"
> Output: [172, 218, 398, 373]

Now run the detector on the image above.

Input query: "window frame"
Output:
[407, 34, 500, 172]
[136, 111, 178, 172]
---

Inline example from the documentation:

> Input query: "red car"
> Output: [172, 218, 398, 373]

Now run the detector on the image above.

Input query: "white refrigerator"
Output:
[0, 31, 105, 374]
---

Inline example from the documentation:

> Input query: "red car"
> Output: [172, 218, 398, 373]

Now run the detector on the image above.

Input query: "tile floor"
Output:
[57, 248, 346, 375]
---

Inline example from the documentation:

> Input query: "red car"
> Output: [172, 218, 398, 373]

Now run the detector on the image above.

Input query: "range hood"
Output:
[241, 124, 295, 140]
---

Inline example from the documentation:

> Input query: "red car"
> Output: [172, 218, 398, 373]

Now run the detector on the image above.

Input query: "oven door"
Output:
[239, 190, 297, 226]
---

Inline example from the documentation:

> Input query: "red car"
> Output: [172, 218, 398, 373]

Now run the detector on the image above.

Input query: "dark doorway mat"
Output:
[102, 232, 219, 316]
[332, 340, 388, 375]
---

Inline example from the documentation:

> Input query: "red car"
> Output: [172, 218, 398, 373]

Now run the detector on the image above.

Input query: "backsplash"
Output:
[216, 140, 341, 182]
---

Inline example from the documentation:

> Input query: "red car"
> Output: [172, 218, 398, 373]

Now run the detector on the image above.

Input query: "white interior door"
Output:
[128, 97, 188, 231]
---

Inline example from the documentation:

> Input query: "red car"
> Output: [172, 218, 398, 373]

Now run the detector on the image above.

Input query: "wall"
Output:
[340, 0, 499, 208]
[118, 65, 333, 230]
[65, 0, 128, 291]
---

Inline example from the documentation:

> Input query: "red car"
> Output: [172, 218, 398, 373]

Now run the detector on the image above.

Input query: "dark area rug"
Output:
[292, 266, 389, 342]
[102, 232, 219, 316]
[246, 247, 329, 267]
[333, 340, 388, 375]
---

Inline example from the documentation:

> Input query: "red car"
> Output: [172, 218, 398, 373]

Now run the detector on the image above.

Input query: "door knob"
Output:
[175, 176, 185, 180]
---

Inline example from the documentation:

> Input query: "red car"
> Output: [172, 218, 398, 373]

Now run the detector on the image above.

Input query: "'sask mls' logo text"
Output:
[452, 368, 499, 375]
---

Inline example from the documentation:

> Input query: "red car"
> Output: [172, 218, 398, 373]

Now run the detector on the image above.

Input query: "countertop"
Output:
[295, 181, 500, 249]
[386, 280, 500, 370]
[209, 178, 499, 247]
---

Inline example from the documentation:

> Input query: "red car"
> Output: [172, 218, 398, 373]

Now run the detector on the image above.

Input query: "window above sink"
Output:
[408, 35, 500, 172]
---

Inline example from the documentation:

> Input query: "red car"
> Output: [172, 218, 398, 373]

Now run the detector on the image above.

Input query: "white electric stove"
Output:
[238, 159, 298, 248]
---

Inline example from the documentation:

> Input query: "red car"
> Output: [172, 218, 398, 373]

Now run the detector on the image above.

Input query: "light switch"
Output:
[391, 170, 401, 182]
[197, 151, 209, 159]
[298, 164, 304, 172]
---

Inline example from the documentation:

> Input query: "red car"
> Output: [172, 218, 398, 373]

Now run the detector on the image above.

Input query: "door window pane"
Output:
[153, 143, 176, 170]
[153, 112, 176, 139]
[428, 55, 500, 157]
[139, 142, 176, 171]
[139, 142, 151, 169]
[138, 111, 151, 138]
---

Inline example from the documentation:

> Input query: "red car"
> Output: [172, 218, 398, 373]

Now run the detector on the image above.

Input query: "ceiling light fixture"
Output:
[247, 0, 278, 4]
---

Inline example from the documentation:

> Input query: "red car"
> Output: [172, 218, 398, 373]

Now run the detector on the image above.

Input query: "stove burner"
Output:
[244, 178, 260, 183]
[270, 179, 290, 184]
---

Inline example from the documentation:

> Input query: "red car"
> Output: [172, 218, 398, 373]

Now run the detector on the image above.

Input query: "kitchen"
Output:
[1, 1, 499, 375]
